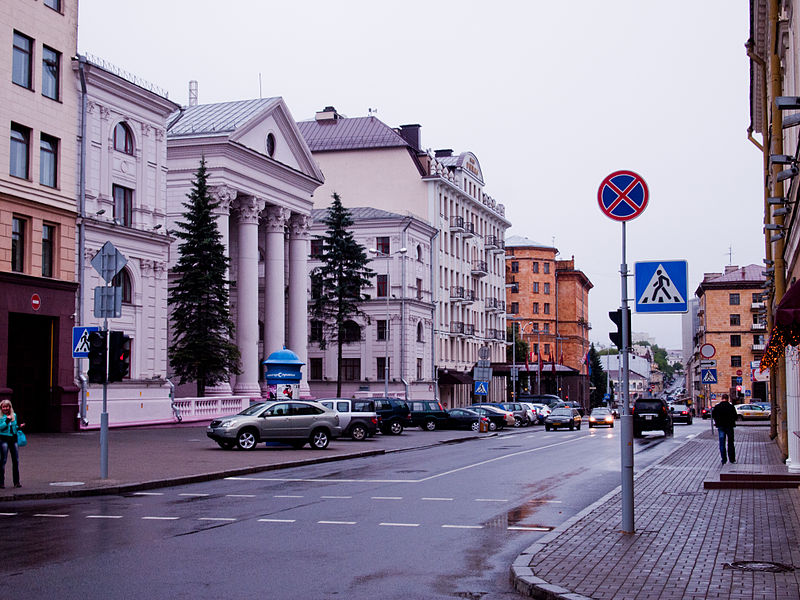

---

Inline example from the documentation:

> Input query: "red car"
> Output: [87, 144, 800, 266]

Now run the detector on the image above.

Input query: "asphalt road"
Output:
[6, 422, 704, 599]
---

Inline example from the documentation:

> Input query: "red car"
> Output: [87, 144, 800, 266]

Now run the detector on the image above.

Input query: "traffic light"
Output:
[608, 308, 631, 350]
[108, 331, 131, 382]
[87, 331, 107, 384]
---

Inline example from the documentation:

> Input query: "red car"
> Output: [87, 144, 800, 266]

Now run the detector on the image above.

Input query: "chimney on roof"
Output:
[188, 80, 198, 107]
[724, 265, 738, 274]
[316, 106, 342, 122]
[435, 149, 453, 158]
[397, 124, 421, 150]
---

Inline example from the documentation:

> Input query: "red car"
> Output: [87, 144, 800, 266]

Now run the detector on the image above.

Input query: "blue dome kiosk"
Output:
[263, 348, 304, 401]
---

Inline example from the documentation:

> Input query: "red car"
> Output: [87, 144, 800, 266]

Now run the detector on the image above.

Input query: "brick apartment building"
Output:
[689, 265, 768, 410]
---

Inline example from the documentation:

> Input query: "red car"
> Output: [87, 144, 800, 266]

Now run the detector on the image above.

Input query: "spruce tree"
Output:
[589, 344, 607, 406]
[168, 158, 241, 396]
[311, 194, 375, 396]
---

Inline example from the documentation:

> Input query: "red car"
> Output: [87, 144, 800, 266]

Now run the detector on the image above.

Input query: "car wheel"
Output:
[610, 422, 614, 428]
[589, 423, 594, 428]
[687, 418, 693, 425]
[488, 421, 497, 431]
[217, 440, 234, 450]
[350, 424, 367, 441]
[309, 428, 330, 450]
[389, 420, 404, 435]
[577, 422, 581, 430]
[514, 417, 522, 428]
[569, 423, 574, 431]
[471, 421, 480, 431]
[424, 419, 437, 432]
[545, 425, 551, 431]
[236, 429, 258, 450]
[665, 428, 673, 437]
[633, 428, 642, 438]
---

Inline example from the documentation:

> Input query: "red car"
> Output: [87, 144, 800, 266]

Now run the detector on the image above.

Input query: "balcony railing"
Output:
[485, 297, 499, 311]
[450, 321, 465, 336]
[485, 235, 498, 250]
[751, 301, 765, 311]
[471, 260, 488, 277]
[450, 215, 465, 232]
[464, 323, 475, 336]
[495, 329, 506, 340]
[450, 285, 465, 302]
[752, 343, 766, 352]
[487, 328, 498, 340]
[751, 322, 766, 331]
[462, 221, 475, 237]
[464, 289, 477, 302]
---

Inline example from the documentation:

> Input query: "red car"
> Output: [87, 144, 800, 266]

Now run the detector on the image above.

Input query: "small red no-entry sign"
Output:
[31, 293, 41, 311]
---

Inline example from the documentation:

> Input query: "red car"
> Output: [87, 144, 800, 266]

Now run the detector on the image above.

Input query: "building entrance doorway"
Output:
[7, 313, 55, 432]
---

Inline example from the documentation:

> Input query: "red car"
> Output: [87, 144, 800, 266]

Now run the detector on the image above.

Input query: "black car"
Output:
[442, 408, 486, 431]
[669, 404, 693, 425]
[409, 400, 448, 431]
[468, 405, 513, 430]
[588, 407, 614, 428]
[369, 397, 412, 435]
[633, 397, 673, 437]
[700, 406, 711, 419]
[544, 407, 582, 431]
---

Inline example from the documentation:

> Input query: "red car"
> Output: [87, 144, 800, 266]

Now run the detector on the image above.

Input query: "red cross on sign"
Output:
[598, 170, 649, 222]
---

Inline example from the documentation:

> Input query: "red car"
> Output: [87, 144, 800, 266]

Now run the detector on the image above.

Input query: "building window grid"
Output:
[44, 0, 62, 11]
[309, 357, 323, 380]
[731, 356, 742, 367]
[730, 314, 741, 326]
[10, 123, 30, 179]
[11, 217, 25, 273]
[41, 46, 60, 100]
[113, 122, 134, 155]
[341, 358, 360, 381]
[112, 184, 133, 226]
[42, 223, 55, 277]
[377, 274, 388, 297]
[729, 293, 740, 306]
[377, 320, 389, 341]
[40, 133, 58, 188]
[376, 236, 390, 255]
[730, 334, 741, 347]
[12, 32, 33, 89]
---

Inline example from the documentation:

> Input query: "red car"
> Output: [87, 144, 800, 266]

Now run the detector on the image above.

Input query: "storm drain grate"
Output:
[724, 561, 795, 573]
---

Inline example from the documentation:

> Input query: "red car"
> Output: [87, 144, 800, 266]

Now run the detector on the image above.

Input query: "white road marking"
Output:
[380, 522, 419, 527]
[507, 526, 552, 531]
[225, 494, 255, 498]
[0, 512, 18, 516]
[34, 513, 68, 518]
[86, 515, 122, 519]
[422, 497, 453, 501]
[371, 496, 403, 500]
[258, 518, 295, 523]
[274, 495, 304, 498]
[132, 492, 164, 496]
[318, 520, 356, 525]
[199, 517, 236, 522]
[142, 516, 179, 520]
[321, 495, 352, 499]
[442, 524, 483, 529]
[475, 498, 508, 503]
[179, 493, 209, 497]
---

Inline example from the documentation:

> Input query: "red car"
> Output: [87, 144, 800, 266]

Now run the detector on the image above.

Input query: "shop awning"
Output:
[437, 369, 473, 385]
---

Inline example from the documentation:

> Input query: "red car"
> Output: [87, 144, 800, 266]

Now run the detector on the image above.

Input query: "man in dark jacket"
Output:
[711, 393, 737, 464]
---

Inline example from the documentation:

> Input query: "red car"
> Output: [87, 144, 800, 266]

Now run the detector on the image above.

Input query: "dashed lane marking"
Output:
[318, 520, 356, 525]
[371, 496, 403, 500]
[179, 493, 209, 497]
[0, 512, 18, 516]
[380, 522, 419, 527]
[274, 495, 304, 498]
[422, 497, 454, 501]
[257, 518, 295, 523]
[321, 495, 352, 499]
[225, 494, 255, 498]
[86, 515, 122, 519]
[34, 513, 68, 518]
[199, 517, 236, 522]
[141, 516, 179, 520]
[508, 526, 552, 531]
[442, 524, 483, 529]
[132, 492, 164, 496]
[475, 498, 508, 503]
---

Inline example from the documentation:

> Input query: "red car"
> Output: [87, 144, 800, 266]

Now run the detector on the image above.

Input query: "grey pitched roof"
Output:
[297, 116, 410, 152]
[311, 207, 405, 224]
[505, 235, 554, 249]
[168, 98, 280, 136]
[706, 264, 764, 284]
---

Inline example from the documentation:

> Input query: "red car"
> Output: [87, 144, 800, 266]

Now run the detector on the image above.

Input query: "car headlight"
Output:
[217, 419, 237, 429]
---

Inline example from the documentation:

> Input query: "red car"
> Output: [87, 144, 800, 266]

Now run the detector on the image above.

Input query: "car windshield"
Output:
[238, 402, 268, 416]
[591, 409, 610, 416]
[636, 401, 663, 412]
[672, 405, 689, 412]
[551, 408, 571, 416]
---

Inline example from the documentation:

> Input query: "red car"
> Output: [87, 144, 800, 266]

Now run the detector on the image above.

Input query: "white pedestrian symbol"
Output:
[74, 329, 92, 353]
[702, 370, 716, 383]
[639, 264, 685, 305]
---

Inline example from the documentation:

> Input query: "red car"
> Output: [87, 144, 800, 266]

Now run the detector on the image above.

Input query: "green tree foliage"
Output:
[168, 158, 241, 396]
[506, 326, 530, 399]
[311, 194, 375, 396]
[589, 344, 607, 406]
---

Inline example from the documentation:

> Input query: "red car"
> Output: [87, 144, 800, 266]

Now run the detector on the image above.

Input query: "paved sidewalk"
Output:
[0, 422, 478, 501]
[511, 426, 800, 600]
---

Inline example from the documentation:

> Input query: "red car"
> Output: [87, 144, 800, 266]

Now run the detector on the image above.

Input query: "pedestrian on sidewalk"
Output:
[711, 393, 737, 465]
[0, 400, 23, 488]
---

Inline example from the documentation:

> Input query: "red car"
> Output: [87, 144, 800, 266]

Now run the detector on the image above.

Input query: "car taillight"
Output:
[370, 417, 378, 425]
[681, 411, 688, 415]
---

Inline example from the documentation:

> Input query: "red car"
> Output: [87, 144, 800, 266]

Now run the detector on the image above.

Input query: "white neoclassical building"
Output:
[73, 55, 180, 426]
[166, 96, 324, 399]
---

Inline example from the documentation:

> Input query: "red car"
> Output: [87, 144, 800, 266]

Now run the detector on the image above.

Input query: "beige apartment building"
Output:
[0, 0, 80, 431]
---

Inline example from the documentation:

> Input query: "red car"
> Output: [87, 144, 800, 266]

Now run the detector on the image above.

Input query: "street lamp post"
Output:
[370, 247, 406, 398]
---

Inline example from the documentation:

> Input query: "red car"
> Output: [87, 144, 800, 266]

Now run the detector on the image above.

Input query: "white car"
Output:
[735, 403, 771, 421]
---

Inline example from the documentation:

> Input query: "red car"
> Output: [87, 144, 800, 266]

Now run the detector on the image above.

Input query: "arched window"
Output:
[342, 320, 361, 344]
[417, 321, 424, 342]
[112, 268, 132, 304]
[416, 245, 423, 262]
[113, 122, 134, 155]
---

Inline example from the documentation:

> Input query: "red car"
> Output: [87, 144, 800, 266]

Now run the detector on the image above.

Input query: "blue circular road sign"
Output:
[598, 170, 649, 222]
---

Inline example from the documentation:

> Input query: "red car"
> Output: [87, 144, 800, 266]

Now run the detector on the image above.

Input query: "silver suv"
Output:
[317, 398, 379, 440]
[207, 401, 342, 450]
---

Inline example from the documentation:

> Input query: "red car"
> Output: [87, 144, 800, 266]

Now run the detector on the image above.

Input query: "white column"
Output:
[263, 205, 289, 363]
[233, 195, 266, 396]
[205, 185, 236, 396]
[785, 348, 800, 472]
[288, 214, 311, 398]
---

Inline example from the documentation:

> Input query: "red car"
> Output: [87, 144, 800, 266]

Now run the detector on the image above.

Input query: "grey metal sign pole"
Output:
[101, 314, 109, 479]
[620, 221, 634, 533]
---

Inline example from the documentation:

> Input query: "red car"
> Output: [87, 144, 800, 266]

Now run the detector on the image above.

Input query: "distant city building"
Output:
[297, 108, 510, 406]
[504, 235, 592, 404]
[1, 1, 80, 431]
[688, 265, 767, 410]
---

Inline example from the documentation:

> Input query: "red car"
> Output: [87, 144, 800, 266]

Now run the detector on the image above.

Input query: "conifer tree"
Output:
[311, 194, 375, 396]
[168, 159, 240, 396]
[589, 344, 607, 406]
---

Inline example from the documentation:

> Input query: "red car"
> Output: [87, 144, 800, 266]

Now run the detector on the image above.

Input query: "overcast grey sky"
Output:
[78, 0, 763, 350]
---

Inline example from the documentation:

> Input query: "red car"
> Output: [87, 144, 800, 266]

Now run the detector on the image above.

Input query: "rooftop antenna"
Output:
[188, 80, 198, 107]
[368, 107, 378, 116]
[727, 245, 733, 265]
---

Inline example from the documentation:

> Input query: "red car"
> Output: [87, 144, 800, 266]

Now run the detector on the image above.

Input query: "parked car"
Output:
[735, 403, 771, 421]
[520, 402, 546, 424]
[207, 400, 342, 450]
[409, 400, 448, 431]
[472, 403, 524, 427]
[544, 407, 582, 431]
[317, 398, 378, 440]
[442, 408, 488, 431]
[468, 405, 515, 430]
[632, 397, 673, 438]
[518, 393, 562, 409]
[700, 406, 712, 419]
[669, 404, 693, 425]
[369, 397, 412, 435]
[499, 402, 533, 427]
[588, 407, 614, 428]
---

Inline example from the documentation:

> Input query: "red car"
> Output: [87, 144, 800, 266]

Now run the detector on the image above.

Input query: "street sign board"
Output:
[91, 241, 127, 283]
[473, 366, 492, 381]
[701, 368, 718, 384]
[94, 286, 122, 319]
[72, 326, 99, 358]
[700, 344, 716, 359]
[474, 381, 489, 396]
[634, 260, 688, 313]
[736, 377, 743, 384]
[597, 170, 649, 222]
[699, 359, 716, 368]
[711, 393, 717, 399]
[745, 390, 751, 396]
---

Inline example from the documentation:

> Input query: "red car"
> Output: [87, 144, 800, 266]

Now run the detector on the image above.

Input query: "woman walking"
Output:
[0, 400, 22, 488]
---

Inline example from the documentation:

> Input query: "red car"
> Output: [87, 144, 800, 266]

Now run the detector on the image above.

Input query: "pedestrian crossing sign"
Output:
[634, 260, 688, 313]
[701, 368, 718, 384]
[72, 326, 99, 358]
[474, 381, 489, 396]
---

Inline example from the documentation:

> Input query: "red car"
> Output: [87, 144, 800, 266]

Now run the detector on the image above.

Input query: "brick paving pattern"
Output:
[512, 426, 800, 600]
